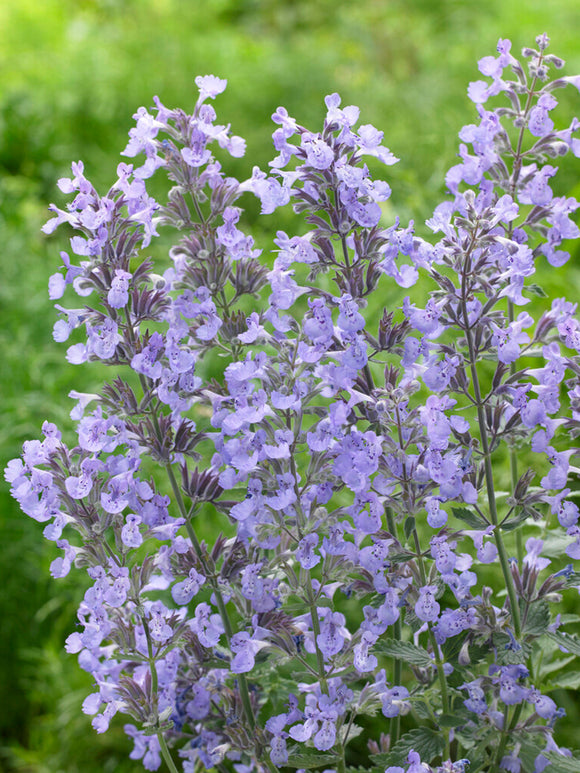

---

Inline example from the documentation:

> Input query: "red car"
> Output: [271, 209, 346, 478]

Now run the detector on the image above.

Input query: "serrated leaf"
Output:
[516, 737, 580, 772]
[523, 600, 551, 636]
[442, 632, 488, 668]
[542, 528, 575, 558]
[404, 516, 416, 540]
[340, 723, 364, 743]
[547, 630, 580, 657]
[542, 753, 580, 772]
[551, 670, 580, 690]
[466, 750, 489, 772]
[560, 614, 580, 624]
[494, 633, 531, 665]
[539, 654, 576, 678]
[449, 641, 489, 669]
[389, 551, 416, 564]
[563, 572, 580, 588]
[285, 753, 337, 769]
[374, 638, 433, 667]
[412, 700, 432, 719]
[403, 607, 426, 633]
[370, 727, 445, 767]
[519, 738, 546, 773]
[500, 512, 530, 531]
[346, 768, 382, 773]
[451, 506, 489, 529]
[496, 646, 529, 665]
[441, 633, 465, 663]
[439, 713, 467, 727]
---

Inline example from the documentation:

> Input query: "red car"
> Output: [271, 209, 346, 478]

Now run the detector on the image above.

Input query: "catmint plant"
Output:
[7, 37, 580, 773]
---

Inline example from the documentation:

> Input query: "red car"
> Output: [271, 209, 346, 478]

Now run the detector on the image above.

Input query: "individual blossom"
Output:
[414, 585, 440, 622]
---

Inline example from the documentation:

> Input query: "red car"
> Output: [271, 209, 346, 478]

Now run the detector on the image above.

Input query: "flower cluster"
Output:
[7, 36, 580, 773]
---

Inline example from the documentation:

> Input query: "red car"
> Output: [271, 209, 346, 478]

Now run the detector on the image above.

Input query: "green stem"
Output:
[166, 476, 282, 773]
[392, 404, 450, 752]
[460, 233, 522, 639]
[411, 530, 451, 733]
[506, 320, 524, 568]
[157, 731, 181, 773]
[386, 507, 402, 747]
[494, 702, 523, 768]
[285, 405, 330, 695]
[505, 67, 541, 567]
[141, 614, 180, 773]
[142, 614, 159, 706]
[164, 464, 258, 734]
[392, 406, 449, 753]
[122, 238, 274, 771]
[304, 580, 329, 694]
[467, 355, 522, 638]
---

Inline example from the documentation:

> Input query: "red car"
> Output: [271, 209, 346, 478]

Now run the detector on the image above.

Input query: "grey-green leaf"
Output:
[370, 727, 445, 767]
[541, 753, 580, 772]
[404, 516, 416, 540]
[547, 630, 580, 658]
[551, 671, 580, 690]
[451, 507, 489, 529]
[523, 600, 551, 636]
[374, 638, 433, 667]
[285, 753, 337, 769]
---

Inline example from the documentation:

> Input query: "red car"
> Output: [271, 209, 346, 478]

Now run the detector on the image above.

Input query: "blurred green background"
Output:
[1, 0, 580, 770]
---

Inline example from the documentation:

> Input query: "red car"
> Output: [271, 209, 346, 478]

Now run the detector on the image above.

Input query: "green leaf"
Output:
[412, 700, 433, 719]
[551, 670, 580, 690]
[542, 753, 580, 772]
[523, 600, 551, 636]
[438, 713, 467, 727]
[539, 654, 576, 678]
[285, 753, 337, 769]
[374, 638, 433, 667]
[370, 727, 445, 767]
[403, 607, 426, 633]
[404, 516, 416, 540]
[496, 646, 530, 665]
[516, 737, 580, 772]
[542, 528, 575, 558]
[346, 768, 382, 773]
[339, 723, 364, 743]
[560, 614, 580, 625]
[493, 633, 531, 665]
[563, 572, 580, 588]
[442, 633, 488, 667]
[547, 630, 580, 657]
[527, 282, 548, 297]
[451, 507, 489, 529]
[518, 738, 546, 773]
[500, 511, 530, 531]
[389, 551, 416, 564]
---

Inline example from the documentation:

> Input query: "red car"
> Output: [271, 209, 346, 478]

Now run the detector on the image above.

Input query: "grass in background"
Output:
[1, 1, 579, 769]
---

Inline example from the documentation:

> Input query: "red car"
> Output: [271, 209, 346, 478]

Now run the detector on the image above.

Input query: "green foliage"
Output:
[370, 726, 446, 767]
[537, 753, 580, 773]
[551, 671, 580, 691]
[373, 638, 433, 667]
[547, 631, 580, 658]
[451, 506, 489, 529]
[522, 600, 551, 637]
[285, 752, 339, 769]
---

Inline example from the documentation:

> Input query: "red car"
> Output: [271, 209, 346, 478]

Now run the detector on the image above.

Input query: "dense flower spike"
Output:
[7, 36, 580, 773]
